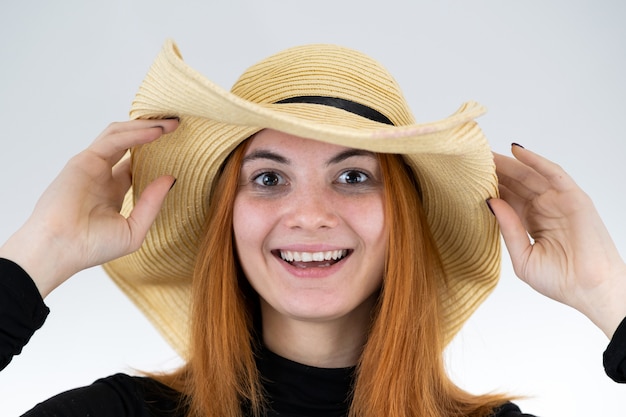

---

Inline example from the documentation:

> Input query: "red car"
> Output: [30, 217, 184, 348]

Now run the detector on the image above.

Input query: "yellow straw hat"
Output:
[103, 39, 500, 357]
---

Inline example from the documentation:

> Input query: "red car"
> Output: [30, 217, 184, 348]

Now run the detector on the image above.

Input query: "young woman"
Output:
[1, 40, 625, 417]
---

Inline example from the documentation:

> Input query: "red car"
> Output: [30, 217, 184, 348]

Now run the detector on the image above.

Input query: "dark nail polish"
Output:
[169, 178, 177, 191]
[511, 142, 524, 149]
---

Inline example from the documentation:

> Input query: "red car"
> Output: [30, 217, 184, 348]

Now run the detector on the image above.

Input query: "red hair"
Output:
[350, 153, 510, 417]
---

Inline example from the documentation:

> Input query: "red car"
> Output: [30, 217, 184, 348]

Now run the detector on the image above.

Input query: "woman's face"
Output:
[233, 129, 387, 326]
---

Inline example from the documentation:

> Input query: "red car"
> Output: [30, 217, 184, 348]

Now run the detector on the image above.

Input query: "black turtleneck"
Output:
[256, 346, 354, 417]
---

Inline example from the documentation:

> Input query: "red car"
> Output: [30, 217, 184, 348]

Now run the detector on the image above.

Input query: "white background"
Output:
[1, 1, 625, 415]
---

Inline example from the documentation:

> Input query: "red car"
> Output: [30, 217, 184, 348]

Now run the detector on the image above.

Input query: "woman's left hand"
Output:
[490, 144, 626, 338]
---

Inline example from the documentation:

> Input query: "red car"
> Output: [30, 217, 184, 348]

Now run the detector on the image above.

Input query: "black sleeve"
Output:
[0, 258, 50, 371]
[22, 373, 184, 417]
[490, 402, 536, 417]
[603, 315, 626, 383]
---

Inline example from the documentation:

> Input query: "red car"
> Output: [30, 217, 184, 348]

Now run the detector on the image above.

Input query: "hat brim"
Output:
[103, 40, 500, 356]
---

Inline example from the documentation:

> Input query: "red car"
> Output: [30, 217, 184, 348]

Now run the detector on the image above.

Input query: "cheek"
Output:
[232, 196, 246, 240]
[233, 197, 257, 251]
[367, 202, 388, 282]
[232, 197, 260, 281]
[351, 196, 387, 242]
[341, 195, 388, 269]
[370, 204, 388, 265]
[232, 196, 278, 254]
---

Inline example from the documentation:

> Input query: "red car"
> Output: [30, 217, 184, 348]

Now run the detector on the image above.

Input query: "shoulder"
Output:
[23, 373, 183, 417]
[492, 402, 537, 417]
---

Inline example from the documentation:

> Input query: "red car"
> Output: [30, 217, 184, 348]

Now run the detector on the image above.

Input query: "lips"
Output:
[275, 249, 350, 268]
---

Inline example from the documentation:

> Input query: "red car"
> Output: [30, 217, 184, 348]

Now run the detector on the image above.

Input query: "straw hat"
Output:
[103, 39, 500, 357]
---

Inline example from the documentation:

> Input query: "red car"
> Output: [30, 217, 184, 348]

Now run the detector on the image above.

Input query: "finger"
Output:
[90, 119, 179, 166]
[497, 182, 528, 221]
[90, 127, 164, 167]
[125, 175, 176, 251]
[111, 156, 132, 207]
[494, 152, 550, 200]
[487, 197, 533, 279]
[509, 145, 577, 192]
[96, 118, 179, 137]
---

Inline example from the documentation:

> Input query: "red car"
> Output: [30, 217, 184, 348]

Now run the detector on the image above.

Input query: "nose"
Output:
[283, 186, 340, 230]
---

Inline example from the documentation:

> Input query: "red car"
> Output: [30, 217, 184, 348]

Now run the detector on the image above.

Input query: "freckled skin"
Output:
[233, 129, 387, 329]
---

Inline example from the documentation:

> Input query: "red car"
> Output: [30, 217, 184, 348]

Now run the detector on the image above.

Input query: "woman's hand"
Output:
[490, 144, 626, 339]
[0, 119, 179, 297]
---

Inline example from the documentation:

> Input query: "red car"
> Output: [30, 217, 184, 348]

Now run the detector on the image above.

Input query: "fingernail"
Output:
[511, 142, 525, 149]
[485, 198, 495, 216]
[164, 116, 180, 121]
[169, 178, 177, 191]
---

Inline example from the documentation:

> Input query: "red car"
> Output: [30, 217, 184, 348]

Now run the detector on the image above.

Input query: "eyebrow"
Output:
[242, 150, 291, 165]
[241, 148, 377, 166]
[325, 149, 377, 166]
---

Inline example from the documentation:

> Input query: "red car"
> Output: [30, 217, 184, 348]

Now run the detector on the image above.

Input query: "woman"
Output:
[1, 41, 625, 417]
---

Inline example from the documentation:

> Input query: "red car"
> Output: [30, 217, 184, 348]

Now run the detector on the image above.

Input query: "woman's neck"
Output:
[260, 296, 376, 368]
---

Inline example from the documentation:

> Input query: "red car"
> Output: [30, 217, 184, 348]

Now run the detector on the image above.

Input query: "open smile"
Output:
[273, 249, 352, 268]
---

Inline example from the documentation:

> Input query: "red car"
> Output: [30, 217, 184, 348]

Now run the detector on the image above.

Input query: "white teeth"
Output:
[280, 249, 348, 263]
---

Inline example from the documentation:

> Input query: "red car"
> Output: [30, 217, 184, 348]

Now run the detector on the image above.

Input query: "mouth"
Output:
[273, 249, 351, 268]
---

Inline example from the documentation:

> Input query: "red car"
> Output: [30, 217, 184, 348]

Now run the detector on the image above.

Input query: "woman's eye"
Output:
[253, 171, 284, 186]
[337, 170, 369, 184]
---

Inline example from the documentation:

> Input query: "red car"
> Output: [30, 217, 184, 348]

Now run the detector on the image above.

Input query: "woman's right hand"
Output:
[0, 119, 179, 297]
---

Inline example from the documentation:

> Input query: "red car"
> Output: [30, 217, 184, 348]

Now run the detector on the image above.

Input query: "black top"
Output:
[0, 259, 49, 372]
[2, 258, 625, 416]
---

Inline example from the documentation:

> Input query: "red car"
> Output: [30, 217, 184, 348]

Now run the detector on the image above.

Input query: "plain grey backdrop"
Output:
[1, 1, 624, 415]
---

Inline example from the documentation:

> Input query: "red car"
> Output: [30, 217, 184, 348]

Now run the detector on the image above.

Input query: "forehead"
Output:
[244, 129, 354, 157]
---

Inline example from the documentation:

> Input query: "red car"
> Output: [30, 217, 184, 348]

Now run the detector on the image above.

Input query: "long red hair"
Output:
[156, 141, 511, 417]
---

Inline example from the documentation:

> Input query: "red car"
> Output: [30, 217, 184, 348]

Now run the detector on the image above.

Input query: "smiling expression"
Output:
[233, 129, 388, 326]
